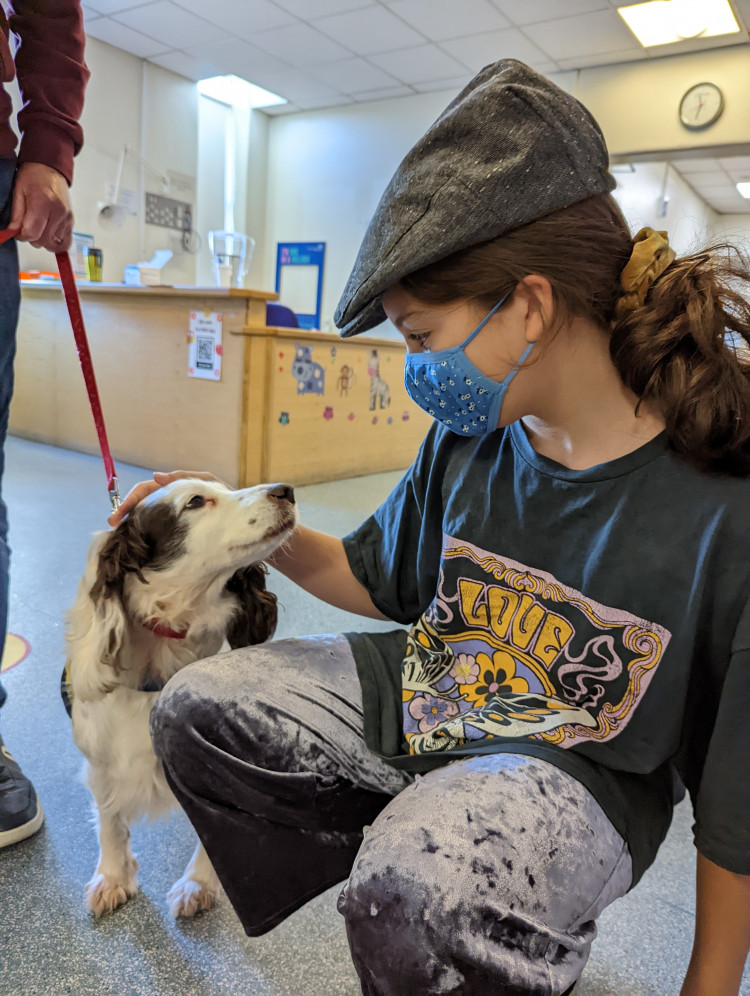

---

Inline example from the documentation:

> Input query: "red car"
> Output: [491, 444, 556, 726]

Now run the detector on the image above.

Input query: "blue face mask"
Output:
[403, 293, 534, 436]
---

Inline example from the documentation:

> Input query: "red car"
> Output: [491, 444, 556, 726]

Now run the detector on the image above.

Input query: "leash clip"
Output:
[109, 476, 122, 511]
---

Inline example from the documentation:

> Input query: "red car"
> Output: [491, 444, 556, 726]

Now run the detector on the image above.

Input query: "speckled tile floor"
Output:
[0, 436, 748, 996]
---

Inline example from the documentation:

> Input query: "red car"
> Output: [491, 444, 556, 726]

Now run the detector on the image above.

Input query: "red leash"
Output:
[0, 227, 121, 509]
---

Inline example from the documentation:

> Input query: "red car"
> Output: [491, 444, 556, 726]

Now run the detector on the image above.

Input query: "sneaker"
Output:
[0, 734, 44, 847]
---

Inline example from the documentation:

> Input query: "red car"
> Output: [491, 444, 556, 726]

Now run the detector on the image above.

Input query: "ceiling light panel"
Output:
[617, 0, 741, 47]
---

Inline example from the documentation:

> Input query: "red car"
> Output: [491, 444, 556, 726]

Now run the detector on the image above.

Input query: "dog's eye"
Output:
[185, 495, 206, 510]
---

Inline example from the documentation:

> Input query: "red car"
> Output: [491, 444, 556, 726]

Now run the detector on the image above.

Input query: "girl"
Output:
[112, 62, 750, 995]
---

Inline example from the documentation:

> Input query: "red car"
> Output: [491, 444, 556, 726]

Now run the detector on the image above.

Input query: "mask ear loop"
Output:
[459, 290, 512, 349]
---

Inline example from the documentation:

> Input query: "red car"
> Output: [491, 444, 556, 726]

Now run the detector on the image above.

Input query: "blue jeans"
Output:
[0, 157, 19, 716]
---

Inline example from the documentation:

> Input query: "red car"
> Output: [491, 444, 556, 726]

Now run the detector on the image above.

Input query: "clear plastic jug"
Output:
[208, 230, 255, 288]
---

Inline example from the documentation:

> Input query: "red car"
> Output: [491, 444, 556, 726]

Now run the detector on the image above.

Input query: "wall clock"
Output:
[679, 82, 724, 130]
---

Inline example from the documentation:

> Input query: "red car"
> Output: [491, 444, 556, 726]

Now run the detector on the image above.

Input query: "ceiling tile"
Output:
[81, 4, 102, 21]
[308, 57, 399, 93]
[83, 0, 154, 13]
[673, 158, 723, 173]
[148, 50, 224, 81]
[188, 37, 292, 79]
[252, 22, 353, 66]
[692, 185, 743, 199]
[84, 17, 170, 58]
[173, 0, 295, 35]
[274, 0, 373, 16]
[733, 0, 750, 30]
[386, 0, 510, 41]
[114, 1, 228, 47]
[441, 27, 556, 72]
[354, 84, 417, 101]
[718, 156, 750, 178]
[294, 93, 355, 110]
[677, 170, 732, 187]
[241, 67, 345, 102]
[314, 5, 426, 54]
[490, 0, 609, 27]
[369, 43, 469, 84]
[711, 201, 750, 215]
[522, 9, 642, 60]
[555, 48, 646, 69]
[261, 102, 301, 115]
[412, 75, 474, 93]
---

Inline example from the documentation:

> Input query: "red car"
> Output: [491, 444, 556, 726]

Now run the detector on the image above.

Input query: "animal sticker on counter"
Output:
[337, 364, 356, 397]
[368, 349, 391, 410]
[323, 406, 334, 420]
[279, 412, 290, 426]
[291, 345, 325, 396]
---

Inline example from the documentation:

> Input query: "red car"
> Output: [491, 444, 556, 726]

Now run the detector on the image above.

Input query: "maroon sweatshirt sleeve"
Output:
[8, 0, 89, 185]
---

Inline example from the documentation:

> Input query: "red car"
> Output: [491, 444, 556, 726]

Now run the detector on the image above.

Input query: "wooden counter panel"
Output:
[244, 333, 431, 487]
[11, 290, 248, 487]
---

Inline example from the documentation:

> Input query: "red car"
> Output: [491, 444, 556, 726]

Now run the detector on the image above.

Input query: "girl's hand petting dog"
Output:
[108, 470, 230, 527]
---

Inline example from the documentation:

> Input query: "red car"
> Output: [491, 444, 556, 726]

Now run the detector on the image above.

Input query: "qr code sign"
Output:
[196, 337, 214, 368]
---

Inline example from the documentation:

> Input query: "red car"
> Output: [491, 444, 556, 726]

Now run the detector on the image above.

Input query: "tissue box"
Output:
[124, 250, 173, 286]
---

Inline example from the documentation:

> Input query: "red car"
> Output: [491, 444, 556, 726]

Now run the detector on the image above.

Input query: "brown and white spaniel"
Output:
[64, 479, 297, 918]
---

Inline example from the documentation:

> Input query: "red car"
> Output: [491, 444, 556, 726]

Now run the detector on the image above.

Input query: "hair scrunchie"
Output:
[615, 227, 676, 318]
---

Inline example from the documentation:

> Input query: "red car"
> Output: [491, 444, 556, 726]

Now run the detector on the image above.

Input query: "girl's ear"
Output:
[224, 563, 278, 649]
[515, 274, 555, 343]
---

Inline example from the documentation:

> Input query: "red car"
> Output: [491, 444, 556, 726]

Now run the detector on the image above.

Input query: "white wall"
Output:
[611, 162, 718, 255]
[11, 38, 200, 286]
[265, 90, 452, 334]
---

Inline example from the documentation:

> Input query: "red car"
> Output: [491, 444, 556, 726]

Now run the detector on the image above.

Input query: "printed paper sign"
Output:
[188, 311, 223, 380]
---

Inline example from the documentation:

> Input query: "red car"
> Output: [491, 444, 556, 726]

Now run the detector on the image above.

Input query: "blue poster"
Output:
[275, 242, 326, 331]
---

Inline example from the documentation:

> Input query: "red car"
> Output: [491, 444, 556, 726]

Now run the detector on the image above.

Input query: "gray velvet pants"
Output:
[150, 635, 632, 996]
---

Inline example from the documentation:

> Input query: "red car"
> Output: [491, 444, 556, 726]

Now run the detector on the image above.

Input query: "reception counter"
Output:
[10, 282, 431, 487]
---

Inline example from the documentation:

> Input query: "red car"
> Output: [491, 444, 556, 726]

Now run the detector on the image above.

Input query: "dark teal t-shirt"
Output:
[343, 421, 750, 887]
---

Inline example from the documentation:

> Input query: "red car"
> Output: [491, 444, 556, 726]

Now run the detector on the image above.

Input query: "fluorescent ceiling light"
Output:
[618, 0, 740, 47]
[197, 75, 286, 109]
[737, 182, 750, 199]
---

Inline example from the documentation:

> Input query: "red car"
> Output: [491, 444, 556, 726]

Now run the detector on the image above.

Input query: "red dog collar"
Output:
[144, 620, 189, 640]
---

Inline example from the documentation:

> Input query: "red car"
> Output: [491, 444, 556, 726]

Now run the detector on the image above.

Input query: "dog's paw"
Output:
[167, 876, 218, 918]
[85, 873, 139, 916]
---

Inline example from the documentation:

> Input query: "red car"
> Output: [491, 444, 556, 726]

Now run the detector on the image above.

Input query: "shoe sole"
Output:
[0, 795, 45, 848]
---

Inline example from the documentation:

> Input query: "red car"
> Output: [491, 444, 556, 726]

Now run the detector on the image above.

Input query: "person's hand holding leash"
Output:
[9, 162, 74, 251]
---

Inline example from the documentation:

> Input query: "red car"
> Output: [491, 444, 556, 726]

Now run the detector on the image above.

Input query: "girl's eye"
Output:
[409, 332, 431, 349]
[185, 495, 206, 510]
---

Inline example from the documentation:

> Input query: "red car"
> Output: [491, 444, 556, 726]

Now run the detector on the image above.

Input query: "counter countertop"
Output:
[20, 280, 278, 301]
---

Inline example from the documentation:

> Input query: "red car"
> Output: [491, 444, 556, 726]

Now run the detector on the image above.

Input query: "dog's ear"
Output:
[66, 531, 131, 703]
[89, 517, 150, 604]
[225, 563, 278, 649]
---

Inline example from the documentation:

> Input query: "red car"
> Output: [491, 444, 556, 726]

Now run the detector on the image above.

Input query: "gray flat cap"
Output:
[335, 59, 615, 337]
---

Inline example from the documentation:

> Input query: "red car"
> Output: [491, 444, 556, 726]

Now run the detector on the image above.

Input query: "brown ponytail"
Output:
[400, 193, 750, 476]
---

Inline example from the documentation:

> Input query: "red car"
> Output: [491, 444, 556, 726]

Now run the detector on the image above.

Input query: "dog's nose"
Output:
[268, 483, 295, 504]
